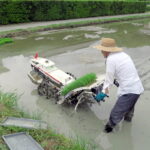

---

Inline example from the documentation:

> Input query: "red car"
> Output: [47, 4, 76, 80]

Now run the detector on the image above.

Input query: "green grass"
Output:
[0, 91, 94, 150]
[0, 92, 17, 108]
[10, 0, 143, 1]
[0, 92, 30, 122]
[29, 13, 150, 32]
[0, 38, 13, 46]
[61, 73, 97, 96]
[63, 0, 140, 1]
[146, 4, 150, 12]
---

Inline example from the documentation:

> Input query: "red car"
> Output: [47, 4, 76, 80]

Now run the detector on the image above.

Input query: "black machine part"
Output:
[114, 79, 119, 87]
[91, 79, 119, 95]
[91, 83, 104, 95]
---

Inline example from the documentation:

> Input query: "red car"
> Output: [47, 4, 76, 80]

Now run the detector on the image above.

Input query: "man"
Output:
[93, 38, 144, 133]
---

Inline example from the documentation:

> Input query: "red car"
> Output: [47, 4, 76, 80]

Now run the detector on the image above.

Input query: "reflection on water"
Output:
[102, 20, 150, 48]
[0, 18, 150, 150]
[0, 19, 149, 57]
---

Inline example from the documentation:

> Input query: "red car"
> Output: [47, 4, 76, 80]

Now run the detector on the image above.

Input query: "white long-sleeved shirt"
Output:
[102, 52, 144, 96]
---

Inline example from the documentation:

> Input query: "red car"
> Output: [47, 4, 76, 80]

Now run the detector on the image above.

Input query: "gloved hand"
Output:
[95, 92, 108, 102]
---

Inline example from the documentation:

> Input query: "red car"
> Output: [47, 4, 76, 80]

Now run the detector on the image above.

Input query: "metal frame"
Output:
[2, 132, 44, 150]
[0, 117, 48, 129]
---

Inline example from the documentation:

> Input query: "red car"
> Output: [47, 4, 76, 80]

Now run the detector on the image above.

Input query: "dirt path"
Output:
[0, 13, 150, 32]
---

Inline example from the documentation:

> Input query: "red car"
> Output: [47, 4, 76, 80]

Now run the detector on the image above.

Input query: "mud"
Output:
[0, 18, 150, 150]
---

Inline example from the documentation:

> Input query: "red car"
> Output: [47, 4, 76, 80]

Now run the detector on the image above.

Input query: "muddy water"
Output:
[0, 19, 150, 150]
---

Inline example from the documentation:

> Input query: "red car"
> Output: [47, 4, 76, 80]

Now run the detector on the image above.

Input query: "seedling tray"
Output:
[2, 132, 44, 150]
[1, 117, 48, 129]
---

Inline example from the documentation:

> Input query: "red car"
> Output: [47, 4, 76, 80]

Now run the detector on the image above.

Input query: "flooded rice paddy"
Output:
[0, 19, 150, 150]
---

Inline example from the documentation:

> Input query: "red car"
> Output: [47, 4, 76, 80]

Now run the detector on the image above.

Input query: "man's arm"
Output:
[94, 59, 115, 102]
[102, 60, 115, 94]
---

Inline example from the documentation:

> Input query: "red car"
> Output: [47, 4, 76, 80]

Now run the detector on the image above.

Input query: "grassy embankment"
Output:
[147, 4, 150, 12]
[0, 91, 94, 150]
[0, 13, 150, 38]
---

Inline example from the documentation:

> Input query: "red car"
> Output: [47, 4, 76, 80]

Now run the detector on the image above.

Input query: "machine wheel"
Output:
[37, 82, 48, 96]
[46, 86, 53, 99]
[66, 72, 76, 80]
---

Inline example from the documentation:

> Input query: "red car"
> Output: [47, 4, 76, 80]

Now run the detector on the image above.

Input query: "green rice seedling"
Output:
[0, 38, 13, 45]
[61, 73, 96, 96]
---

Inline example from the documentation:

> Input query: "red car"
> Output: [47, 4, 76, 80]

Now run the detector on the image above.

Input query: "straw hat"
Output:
[93, 38, 122, 52]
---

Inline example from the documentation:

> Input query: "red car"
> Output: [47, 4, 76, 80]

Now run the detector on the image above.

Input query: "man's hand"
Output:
[95, 92, 108, 102]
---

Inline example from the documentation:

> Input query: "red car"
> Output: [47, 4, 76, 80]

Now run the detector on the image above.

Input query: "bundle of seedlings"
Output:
[0, 38, 13, 45]
[61, 73, 97, 96]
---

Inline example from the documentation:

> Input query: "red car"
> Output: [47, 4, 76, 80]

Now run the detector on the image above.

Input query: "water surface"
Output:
[0, 18, 150, 150]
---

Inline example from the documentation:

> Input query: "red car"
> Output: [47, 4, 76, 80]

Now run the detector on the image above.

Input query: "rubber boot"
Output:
[124, 116, 132, 122]
[104, 123, 113, 133]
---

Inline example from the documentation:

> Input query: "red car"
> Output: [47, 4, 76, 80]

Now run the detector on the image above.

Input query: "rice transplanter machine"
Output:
[28, 53, 106, 111]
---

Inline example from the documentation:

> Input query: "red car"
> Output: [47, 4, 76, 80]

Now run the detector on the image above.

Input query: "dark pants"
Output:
[108, 93, 140, 126]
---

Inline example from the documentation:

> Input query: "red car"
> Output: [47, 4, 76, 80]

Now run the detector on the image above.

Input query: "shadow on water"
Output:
[0, 18, 150, 150]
